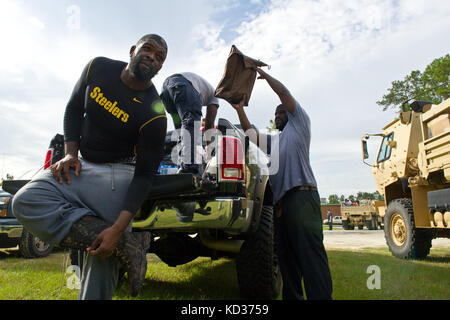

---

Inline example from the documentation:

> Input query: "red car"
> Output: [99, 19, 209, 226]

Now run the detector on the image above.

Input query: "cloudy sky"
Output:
[0, 0, 449, 199]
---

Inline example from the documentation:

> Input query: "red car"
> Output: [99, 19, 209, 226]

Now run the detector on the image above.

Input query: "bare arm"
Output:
[228, 95, 262, 145]
[256, 68, 296, 115]
[64, 141, 79, 158]
[229, 96, 252, 132]
[205, 104, 219, 135]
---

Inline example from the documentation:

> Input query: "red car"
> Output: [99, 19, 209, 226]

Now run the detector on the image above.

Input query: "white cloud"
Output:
[1, 100, 32, 112]
[28, 16, 46, 30]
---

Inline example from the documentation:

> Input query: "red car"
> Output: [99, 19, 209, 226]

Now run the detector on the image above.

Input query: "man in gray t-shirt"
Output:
[269, 100, 317, 205]
[229, 68, 332, 300]
[160, 72, 219, 174]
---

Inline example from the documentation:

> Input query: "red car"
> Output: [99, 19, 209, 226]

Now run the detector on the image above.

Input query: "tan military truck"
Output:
[362, 98, 450, 259]
[341, 200, 384, 230]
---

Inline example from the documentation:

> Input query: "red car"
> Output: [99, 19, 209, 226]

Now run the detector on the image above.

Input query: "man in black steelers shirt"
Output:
[12, 34, 168, 299]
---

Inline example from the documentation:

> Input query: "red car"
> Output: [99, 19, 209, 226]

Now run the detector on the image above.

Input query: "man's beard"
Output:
[129, 57, 158, 82]
[275, 119, 287, 131]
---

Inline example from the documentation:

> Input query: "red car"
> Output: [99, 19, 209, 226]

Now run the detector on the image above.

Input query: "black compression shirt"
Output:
[64, 57, 167, 214]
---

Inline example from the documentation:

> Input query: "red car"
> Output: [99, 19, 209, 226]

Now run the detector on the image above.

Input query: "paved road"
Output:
[323, 229, 450, 249]
[1, 229, 448, 255]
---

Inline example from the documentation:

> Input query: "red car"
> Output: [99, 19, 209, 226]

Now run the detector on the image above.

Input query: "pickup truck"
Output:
[0, 187, 54, 258]
[3, 118, 281, 299]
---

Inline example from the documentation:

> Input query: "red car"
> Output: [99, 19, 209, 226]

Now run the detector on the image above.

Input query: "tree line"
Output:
[327, 191, 384, 205]
[377, 54, 449, 112]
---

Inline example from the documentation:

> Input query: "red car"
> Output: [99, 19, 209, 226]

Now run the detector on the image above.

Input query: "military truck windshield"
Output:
[377, 133, 394, 163]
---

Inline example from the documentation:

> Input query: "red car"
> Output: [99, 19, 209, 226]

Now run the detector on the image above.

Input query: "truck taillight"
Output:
[221, 136, 245, 181]
[44, 148, 53, 170]
[1, 197, 10, 217]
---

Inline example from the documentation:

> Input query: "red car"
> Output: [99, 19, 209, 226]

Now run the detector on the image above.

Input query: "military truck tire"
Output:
[19, 229, 53, 258]
[236, 205, 281, 299]
[372, 217, 378, 230]
[384, 198, 432, 259]
[342, 220, 350, 230]
[366, 218, 378, 230]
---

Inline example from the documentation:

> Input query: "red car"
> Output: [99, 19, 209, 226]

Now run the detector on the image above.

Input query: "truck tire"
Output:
[372, 217, 378, 230]
[19, 229, 53, 258]
[342, 220, 350, 230]
[236, 205, 281, 299]
[384, 198, 432, 259]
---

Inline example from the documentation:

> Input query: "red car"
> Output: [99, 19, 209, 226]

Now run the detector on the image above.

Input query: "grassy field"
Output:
[0, 246, 449, 300]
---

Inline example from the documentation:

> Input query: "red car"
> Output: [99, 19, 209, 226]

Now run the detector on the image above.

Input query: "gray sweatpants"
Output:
[12, 159, 135, 300]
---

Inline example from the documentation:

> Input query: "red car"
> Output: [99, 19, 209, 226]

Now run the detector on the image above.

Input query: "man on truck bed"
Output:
[229, 67, 332, 300]
[160, 72, 219, 175]
[12, 34, 168, 299]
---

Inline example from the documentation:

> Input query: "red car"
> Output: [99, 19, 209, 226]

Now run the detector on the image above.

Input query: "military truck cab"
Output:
[362, 99, 450, 259]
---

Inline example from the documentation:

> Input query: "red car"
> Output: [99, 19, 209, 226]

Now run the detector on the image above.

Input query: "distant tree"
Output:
[357, 191, 374, 200]
[377, 54, 450, 112]
[266, 119, 277, 132]
[373, 190, 384, 201]
[328, 194, 340, 205]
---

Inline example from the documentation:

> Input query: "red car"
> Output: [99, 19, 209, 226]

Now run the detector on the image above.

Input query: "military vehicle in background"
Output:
[341, 200, 384, 230]
[362, 99, 450, 259]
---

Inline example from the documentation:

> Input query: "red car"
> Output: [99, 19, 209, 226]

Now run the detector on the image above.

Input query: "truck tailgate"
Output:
[2, 174, 197, 199]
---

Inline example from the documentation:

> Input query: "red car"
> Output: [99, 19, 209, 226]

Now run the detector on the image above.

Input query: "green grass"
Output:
[0, 246, 449, 300]
[328, 247, 450, 300]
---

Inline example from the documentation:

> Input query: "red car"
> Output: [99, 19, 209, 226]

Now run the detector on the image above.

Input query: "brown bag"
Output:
[214, 45, 268, 106]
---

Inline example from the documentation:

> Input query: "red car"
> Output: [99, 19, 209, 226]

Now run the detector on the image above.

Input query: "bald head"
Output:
[274, 104, 288, 131]
[127, 34, 168, 83]
[136, 34, 168, 60]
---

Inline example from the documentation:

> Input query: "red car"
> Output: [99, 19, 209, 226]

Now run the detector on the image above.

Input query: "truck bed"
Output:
[419, 99, 450, 179]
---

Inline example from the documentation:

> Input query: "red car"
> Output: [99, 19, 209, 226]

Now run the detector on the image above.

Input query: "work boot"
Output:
[59, 215, 151, 297]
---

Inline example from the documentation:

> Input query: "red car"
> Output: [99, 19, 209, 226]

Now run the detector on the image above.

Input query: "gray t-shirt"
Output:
[268, 100, 317, 204]
[181, 72, 220, 106]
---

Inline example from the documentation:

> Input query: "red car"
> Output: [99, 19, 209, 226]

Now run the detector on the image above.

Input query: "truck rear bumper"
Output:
[0, 220, 23, 248]
[132, 197, 254, 235]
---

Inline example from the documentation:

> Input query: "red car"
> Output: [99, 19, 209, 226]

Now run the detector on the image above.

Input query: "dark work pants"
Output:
[160, 74, 202, 173]
[274, 189, 333, 300]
